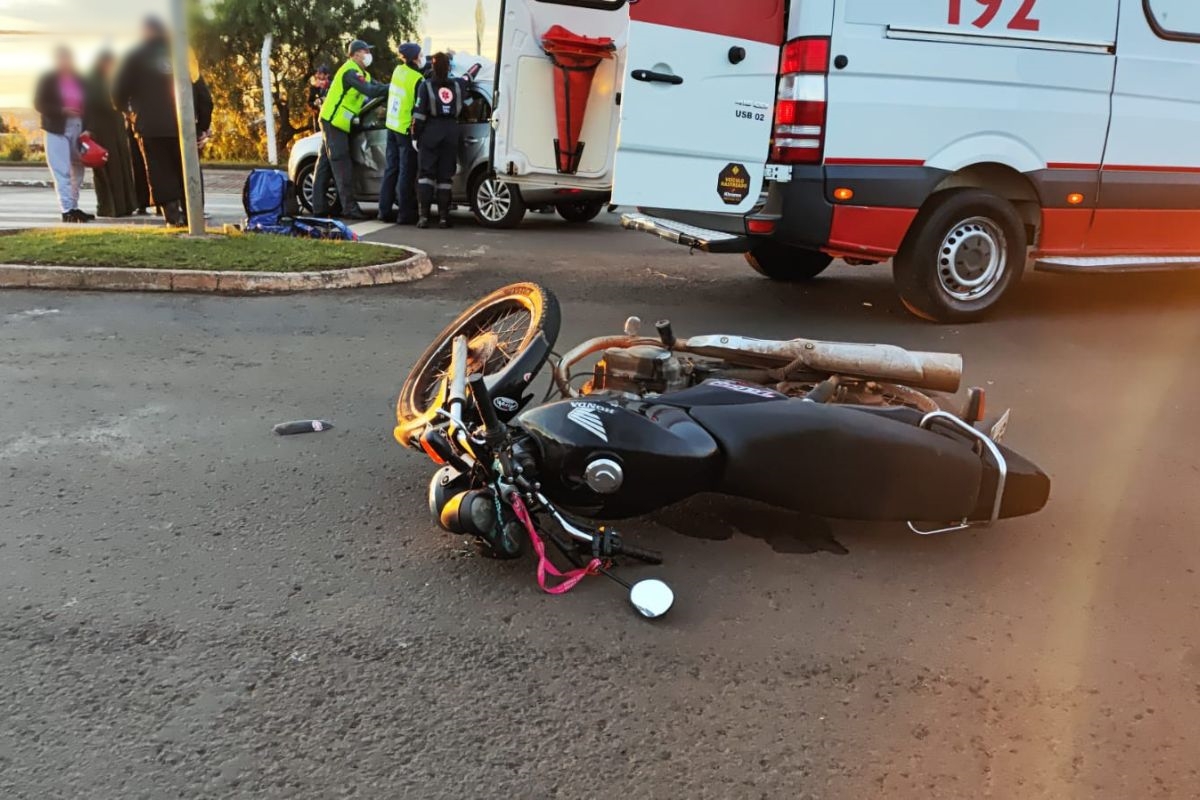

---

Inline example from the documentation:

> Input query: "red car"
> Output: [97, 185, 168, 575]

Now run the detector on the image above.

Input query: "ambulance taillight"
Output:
[771, 38, 830, 165]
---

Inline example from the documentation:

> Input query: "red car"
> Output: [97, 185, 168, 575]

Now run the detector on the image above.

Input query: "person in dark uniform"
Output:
[411, 52, 463, 229]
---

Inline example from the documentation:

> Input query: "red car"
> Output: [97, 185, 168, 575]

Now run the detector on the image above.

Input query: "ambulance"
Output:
[492, 0, 1200, 322]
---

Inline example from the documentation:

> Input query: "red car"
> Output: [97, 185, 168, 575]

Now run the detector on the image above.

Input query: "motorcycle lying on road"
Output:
[393, 283, 1050, 618]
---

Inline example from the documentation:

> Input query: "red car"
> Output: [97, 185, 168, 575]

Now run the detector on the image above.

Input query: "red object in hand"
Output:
[540, 25, 615, 174]
[78, 133, 109, 168]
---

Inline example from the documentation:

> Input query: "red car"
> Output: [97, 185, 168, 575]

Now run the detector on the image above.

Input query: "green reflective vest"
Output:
[320, 60, 367, 133]
[385, 64, 423, 134]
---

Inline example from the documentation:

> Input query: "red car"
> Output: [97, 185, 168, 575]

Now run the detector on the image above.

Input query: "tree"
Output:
[193, 0, 420, 160]
[0, 116, 9, 134]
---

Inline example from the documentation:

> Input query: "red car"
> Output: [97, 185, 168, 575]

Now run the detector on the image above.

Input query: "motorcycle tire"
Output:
[397, 283, 561, 440]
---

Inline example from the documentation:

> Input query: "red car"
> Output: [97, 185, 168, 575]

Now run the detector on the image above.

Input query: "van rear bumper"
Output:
[620, 213, 750, 253]
[630, 166, 835, 251]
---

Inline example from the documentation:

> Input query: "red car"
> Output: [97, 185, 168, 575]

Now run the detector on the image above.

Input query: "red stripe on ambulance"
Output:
[630, 0, 784, 46]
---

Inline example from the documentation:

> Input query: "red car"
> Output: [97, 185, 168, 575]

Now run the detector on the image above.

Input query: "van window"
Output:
[1146, 0, 1200, 39]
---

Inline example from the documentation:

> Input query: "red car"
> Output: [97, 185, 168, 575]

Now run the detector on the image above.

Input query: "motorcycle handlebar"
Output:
[467, 374, 505, 446]
[614, 540, 664, 565]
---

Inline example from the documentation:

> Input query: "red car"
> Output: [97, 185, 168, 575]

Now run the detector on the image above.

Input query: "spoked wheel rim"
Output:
[937, 216, 1007, 302]
[416, 306, 533, 410]
[476, 178, 513, 223]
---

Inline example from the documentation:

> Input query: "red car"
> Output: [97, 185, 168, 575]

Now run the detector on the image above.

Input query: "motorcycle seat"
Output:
[687, 399, 984, 521]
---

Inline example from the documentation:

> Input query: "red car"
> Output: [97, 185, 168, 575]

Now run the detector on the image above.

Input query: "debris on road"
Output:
[273, 420, 334, 435]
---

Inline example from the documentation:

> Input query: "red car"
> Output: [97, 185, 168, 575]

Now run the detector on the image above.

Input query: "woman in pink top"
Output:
[33, 46, 93, 223]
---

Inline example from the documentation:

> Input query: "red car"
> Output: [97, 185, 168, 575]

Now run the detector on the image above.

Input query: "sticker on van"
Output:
[717, 163, 751, 206]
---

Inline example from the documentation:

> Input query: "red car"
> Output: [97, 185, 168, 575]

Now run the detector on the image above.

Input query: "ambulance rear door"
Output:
[492, 0, 628, 192]
[611, 0, 786, 213]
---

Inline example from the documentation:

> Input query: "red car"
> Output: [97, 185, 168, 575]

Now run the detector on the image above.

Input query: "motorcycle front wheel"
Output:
[396, 283, 561, 445]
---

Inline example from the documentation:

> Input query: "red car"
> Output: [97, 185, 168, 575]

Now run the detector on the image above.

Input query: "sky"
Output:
[0, 0, 501, 111]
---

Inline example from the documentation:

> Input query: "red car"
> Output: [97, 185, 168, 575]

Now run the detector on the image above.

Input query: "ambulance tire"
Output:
[745, 241, 833, 281]
[894, 189, 1026, 324]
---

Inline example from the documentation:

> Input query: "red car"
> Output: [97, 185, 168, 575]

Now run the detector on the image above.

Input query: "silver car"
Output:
[287, 84, 609, 228]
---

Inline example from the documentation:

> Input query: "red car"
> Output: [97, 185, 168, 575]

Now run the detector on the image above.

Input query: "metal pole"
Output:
[169, 0, 205, 235]
[261, 34, 277, 165]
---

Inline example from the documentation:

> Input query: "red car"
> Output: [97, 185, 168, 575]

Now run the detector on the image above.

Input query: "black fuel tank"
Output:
[517, 397, 721, 519]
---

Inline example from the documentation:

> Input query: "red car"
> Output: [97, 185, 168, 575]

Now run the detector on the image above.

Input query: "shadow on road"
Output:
[647, 495, 850, 556]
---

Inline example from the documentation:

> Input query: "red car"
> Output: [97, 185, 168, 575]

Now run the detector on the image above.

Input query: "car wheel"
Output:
[470, 172, 526, 229]
[296, 160, 339, 216]
[893, 188, 1027, 323]
[745, 240, 833, 281]
[555, 199, 605, 223]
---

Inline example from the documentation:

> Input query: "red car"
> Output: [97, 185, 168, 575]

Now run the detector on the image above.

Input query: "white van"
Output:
[493, 0, 1200, 322]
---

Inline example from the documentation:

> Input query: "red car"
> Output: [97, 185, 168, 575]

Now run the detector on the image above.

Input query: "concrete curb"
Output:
[0, 242, 433, 293]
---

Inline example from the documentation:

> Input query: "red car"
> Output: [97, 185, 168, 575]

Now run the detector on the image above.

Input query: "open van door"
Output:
[493, 0, 628, 193]
[612, 1, 786, 213]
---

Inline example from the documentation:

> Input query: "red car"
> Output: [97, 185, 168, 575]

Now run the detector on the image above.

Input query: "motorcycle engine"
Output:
[590, 345, 691, 398]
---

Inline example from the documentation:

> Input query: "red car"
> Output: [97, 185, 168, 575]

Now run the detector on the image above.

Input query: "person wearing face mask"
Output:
[378, 43, 424, 225]
[312, 39, 388, 221]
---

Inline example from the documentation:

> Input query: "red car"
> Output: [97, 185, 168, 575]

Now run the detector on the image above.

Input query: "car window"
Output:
[360, 100, 388, 130]
[1146, 0, 1200, 39]
[460, 90, 492, 124]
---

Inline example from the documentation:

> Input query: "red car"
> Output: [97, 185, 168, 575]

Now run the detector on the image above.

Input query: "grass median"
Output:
[0, 227, 405, 272]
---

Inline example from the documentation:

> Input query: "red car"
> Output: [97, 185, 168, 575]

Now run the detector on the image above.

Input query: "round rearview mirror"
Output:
[629, 579, 674, 619]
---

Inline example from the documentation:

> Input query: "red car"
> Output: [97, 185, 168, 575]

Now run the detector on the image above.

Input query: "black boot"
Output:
[163, 200, 186, 227]
[416, 184, 433, 229]
[437, 188, 453, 229]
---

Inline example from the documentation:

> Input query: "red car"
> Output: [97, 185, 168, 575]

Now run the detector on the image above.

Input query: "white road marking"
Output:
[350, 220, 390, 238]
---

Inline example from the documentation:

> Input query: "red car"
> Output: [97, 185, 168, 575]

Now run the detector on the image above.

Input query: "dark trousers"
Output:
[313, 120, 358, 215]
[379, 130, 417, 222]
[128, 125, 150, 209]
[140, 136, 183, 207]
[417, 120, 459, 218]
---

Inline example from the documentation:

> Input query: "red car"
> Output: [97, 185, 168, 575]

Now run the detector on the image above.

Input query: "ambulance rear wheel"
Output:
[745, 241, 833, 281]
[894, 189, 1026, 323]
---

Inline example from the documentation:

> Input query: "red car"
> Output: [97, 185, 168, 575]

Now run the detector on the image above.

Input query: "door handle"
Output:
[631, 69, 683, 85]
[464, 137, 483, 145]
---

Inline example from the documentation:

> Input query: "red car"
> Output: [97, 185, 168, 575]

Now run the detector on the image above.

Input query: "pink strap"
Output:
[510, 495, 601, 595]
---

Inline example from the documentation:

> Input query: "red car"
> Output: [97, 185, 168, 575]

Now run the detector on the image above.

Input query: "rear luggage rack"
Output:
[907, 411, 1008, 535]
[621, 213, 749, 254]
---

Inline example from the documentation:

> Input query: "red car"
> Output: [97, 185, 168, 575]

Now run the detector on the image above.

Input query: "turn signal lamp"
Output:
[1067, 193, 1085, 205]
[833, 187, 854, 201]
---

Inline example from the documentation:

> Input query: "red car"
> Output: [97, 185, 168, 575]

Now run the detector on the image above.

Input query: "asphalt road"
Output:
[3, 209, 1200, 799]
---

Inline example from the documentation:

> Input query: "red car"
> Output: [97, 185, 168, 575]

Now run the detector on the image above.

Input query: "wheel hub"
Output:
[937, 217, 1007, 301]
[478, 179, 511, 222]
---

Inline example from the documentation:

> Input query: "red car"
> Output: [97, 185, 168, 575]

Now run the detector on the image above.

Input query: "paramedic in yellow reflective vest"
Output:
[378, 43, 424, 224]
[412, 52, 464, 229]
[312, 39, 387, 221]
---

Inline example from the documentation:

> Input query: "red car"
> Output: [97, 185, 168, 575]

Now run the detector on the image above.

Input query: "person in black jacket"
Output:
[412, 52, 464, 229]
[34, 46, 93, 223]
[84, 51, 138, 218]
[113, 16, 210, 226]
[307, 66, 331, 133]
